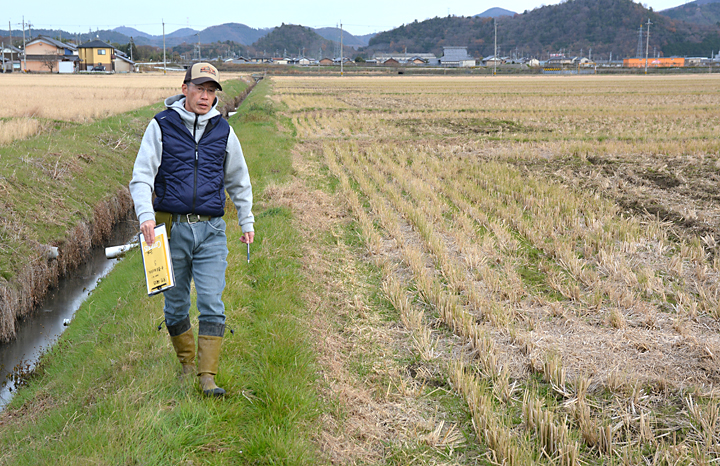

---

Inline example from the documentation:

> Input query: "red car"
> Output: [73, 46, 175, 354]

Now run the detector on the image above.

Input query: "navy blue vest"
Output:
[153, 109, 230, 217]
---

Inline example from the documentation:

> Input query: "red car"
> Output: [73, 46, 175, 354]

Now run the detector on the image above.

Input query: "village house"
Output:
[248, 56, 272, 64]
[225, 57, 250, 64]
[77, 39, 114, 71]
[482, 55, 505, 66]
[373, 52, 438, 65]
[24, 35, 79, 73]
[318, 57, 334, 66]
[545, 55, 576, 67]
[0, 44, 22, 72]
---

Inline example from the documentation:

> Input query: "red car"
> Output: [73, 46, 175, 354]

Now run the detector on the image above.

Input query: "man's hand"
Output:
[240, 231, 254, 244]
[141, 220, 156, 245]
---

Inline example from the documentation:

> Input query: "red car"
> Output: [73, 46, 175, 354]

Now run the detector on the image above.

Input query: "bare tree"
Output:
[42, 56, 58, 73]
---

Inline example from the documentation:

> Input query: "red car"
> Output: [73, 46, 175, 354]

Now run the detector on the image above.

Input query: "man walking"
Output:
[129, 63, 254, 396]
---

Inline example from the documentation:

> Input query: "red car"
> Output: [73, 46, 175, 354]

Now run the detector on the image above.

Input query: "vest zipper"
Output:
[192, 114, 199, 213]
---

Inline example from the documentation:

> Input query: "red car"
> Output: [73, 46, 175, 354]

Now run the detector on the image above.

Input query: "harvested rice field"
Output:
[275, 75, 720, 464]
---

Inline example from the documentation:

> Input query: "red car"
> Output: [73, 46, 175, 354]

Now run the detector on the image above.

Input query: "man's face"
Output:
[182, 82, 218, 115]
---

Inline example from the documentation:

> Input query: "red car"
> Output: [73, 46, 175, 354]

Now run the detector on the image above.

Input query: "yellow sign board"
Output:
[139, 224, 175, 295]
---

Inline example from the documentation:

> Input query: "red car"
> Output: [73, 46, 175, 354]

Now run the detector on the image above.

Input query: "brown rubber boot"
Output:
[167, 318, 195, 376]
[171, 329, 196, 376]
[197, 335, 226, 397]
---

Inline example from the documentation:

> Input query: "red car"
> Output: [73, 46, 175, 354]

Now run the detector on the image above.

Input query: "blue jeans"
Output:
[163, 217, 228, 331]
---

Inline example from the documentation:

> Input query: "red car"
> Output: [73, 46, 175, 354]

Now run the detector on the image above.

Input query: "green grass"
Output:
[0, 107, 154, 279]
[0, 78, 321, 465]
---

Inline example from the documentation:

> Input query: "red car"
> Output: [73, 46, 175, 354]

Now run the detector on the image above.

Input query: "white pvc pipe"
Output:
[105, 242, 139, 259]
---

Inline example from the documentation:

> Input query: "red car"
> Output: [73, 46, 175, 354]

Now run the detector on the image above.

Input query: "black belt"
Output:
[173, 213, 212, 223]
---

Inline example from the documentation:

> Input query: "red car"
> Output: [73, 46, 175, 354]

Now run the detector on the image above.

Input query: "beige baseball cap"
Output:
[183, 62, 222, 90]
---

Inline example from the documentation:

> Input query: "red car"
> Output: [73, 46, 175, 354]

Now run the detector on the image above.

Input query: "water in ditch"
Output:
[0, 217, 138, 410]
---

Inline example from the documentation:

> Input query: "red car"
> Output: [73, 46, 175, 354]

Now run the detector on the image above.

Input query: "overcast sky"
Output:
[2, 0, 690, 37]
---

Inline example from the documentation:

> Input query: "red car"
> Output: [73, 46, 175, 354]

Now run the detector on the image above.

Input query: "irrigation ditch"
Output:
[0, 77, 259, 409]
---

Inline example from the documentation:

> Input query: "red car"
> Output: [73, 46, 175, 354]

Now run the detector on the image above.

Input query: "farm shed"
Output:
[77, 39, 114, 71]
[113, 53, 135, 73]
[440, 46, 475, 67]
[318, 58, 334, 65]
[24, 36, 78, 73]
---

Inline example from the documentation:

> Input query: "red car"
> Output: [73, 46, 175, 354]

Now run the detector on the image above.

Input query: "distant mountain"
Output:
[111, 26, 200, 44]
[167, 28, 200, 39]
[660, 0, 720, 27]
[475, 7, 516, 18]
[367, 0, 720, 58]
[314, 27, 370, 47]
[195, 23, 268, 45]
[253, 24, 349, 58]
[110, 23, 265, 46]
[113, 26, 154, 39]
[356, 32, 378, 44]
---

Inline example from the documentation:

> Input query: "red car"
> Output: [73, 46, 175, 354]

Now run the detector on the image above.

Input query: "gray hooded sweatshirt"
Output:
[129, 94, 254, 233]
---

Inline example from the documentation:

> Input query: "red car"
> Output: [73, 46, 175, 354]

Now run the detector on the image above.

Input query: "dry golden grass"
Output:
[280, 75, 720, 464]
[0, 73, 184, 122]
[0, 72, 249, 146]
[0, 118, 45, 145]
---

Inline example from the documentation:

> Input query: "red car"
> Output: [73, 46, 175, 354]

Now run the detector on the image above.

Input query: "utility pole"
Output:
[6, 20, 10, 72]
[130, 36, 134, 62]
[162, 20, 166, 74]
[493, 18, 497, 76]
[2, 41, 4, 73]
[340, 21, 344, 76]
[645, 18, 652, 75]
[22, 16, 26, 72]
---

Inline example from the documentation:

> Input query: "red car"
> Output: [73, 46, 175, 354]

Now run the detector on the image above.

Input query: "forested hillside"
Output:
[366, 0, 720, 58]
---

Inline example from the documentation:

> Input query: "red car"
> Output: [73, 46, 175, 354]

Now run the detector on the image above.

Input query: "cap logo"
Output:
[199, 66, 216, 76]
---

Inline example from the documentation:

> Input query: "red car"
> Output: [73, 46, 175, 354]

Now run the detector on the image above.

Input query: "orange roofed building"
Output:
[623, 57, 685, 68]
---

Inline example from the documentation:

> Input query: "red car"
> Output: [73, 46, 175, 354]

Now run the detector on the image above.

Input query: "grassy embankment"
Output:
[0, 78, 248, 341]
[0, 78, 322, 464]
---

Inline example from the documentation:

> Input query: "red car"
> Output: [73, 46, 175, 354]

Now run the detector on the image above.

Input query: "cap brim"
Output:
[190, 77, 222, 91]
